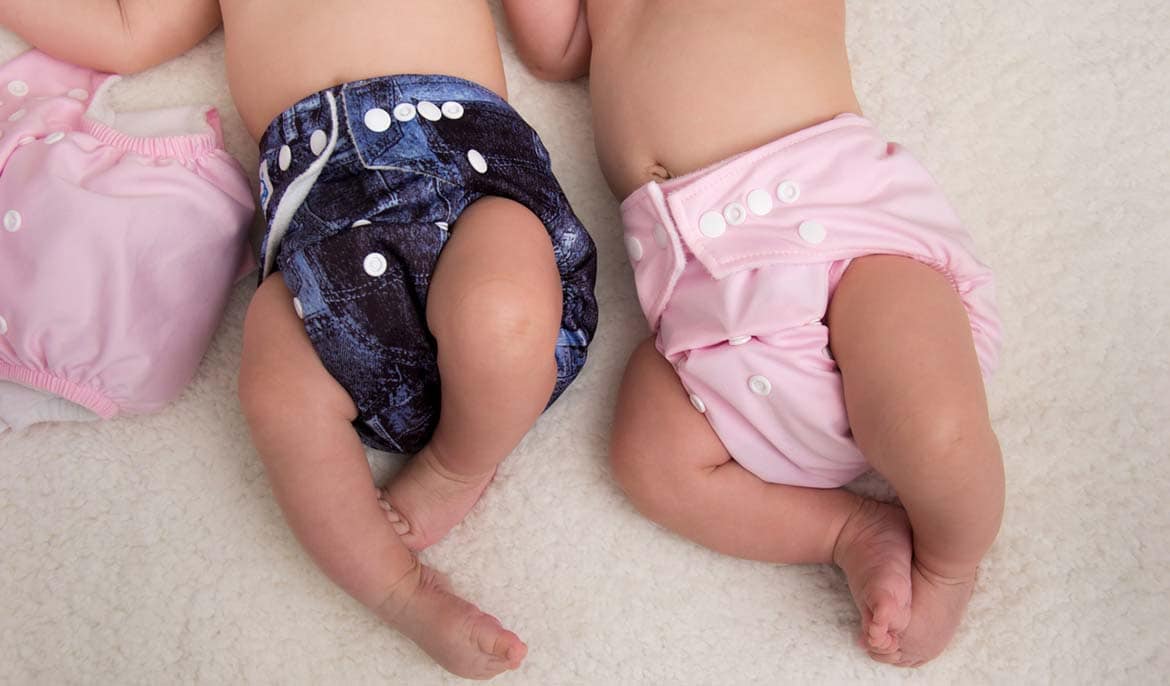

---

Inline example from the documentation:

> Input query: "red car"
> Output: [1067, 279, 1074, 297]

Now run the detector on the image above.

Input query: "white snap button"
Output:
[689, 394, 707, 414]
[7, 80, 29, 97]
[417, 101, 442, 121]
[653, 223, 669, 248]
[17, 136, 34, 146]
[351, 219, 372, 228]
[698, 211, 727, 238]
[441, 101, 464, 119]
[626, 236, 644, 262]
[747, 189, 773, 216]
[310, 129, 328, 156]
[393, 103, 417, 122]
[798, 220, 827, 244]
[44, 132, 65, 145]
[777, 181, 801, 204]
[278, 145, 292, 171]
[748, 375, 773, 397]
[365, 108, 393, 132]
[292, 297, 304, 319]
[8, 109, 27, 122]
[67, 88, 89, 100]
[436, 222, 449, 231]
[467, 149, 488, 174]
[723, 202, 748, 226]
[728, 335, 752, 346]
[3, 210, 21, 233]
[364, 252, 388, 277]
[0, 315, 7, 335]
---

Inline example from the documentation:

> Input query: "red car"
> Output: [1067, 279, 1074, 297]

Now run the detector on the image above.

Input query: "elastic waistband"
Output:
[621, 114, 877, 211]
[82, 107, 224, 159]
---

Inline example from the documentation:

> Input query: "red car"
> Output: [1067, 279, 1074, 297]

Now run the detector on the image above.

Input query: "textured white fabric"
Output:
[2, 1, 1168, 682]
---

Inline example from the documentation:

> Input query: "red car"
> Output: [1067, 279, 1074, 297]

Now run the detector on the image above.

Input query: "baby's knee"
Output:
[883, 403, 1001, 469]
[437, 279, 561, 370]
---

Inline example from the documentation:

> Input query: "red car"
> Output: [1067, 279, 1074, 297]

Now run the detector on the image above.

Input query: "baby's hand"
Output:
[500, 0, 592, 81]
[0, 0, 221, 74]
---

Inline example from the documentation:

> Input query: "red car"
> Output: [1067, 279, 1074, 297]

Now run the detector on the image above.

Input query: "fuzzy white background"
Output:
[2, 1, 1168, 684]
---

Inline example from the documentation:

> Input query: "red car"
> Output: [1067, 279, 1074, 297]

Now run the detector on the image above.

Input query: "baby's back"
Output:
[587, 0, 860, 197]
[220, 0, 506, 140]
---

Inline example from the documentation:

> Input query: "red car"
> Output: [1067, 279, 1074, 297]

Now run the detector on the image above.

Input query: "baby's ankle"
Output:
[372, 556, 425, 625]
[912, 550, 981, 585]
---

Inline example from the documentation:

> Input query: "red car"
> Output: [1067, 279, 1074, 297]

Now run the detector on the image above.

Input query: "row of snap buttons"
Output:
[367, 99, 465, 133]
[3, 80, 88, 108]
[698, 180, 802, 239]
[625, 180, 806, 264]
[277, 101, 486, 177]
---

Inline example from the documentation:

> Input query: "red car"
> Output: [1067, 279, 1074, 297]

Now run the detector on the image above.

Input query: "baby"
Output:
[230, 1, 598, 679]
[5, 0, 598, 679]
[505, 0, 1004, 667]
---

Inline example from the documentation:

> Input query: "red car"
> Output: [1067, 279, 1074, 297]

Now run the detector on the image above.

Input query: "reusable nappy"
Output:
[0, 50, 255, 432]
[621, 114, 1001, 487]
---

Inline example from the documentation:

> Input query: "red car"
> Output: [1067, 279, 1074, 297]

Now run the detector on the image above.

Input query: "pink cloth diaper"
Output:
[0, 50, 255, 433]
[621, 114, 1001, 488]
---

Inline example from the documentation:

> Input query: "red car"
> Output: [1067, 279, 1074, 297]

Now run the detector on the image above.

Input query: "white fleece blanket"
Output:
[2, 1, 1168, 683]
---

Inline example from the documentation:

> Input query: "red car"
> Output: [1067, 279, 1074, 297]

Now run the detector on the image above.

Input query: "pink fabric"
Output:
[0, 50, 255, 420]
[621, 114, 1002, 487]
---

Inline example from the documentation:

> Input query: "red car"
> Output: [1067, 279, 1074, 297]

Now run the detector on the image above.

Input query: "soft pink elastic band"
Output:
[82, 108, 223, 160]
[0, 364, 120, 419]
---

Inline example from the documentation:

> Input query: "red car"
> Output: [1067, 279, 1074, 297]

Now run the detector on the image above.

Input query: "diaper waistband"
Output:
[82, 107, 224, 159]
[620, 114, 985, 331]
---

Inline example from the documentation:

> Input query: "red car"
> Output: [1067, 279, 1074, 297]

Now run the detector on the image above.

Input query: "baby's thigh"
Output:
[610, 337, 733, 496]
[827, 255, 994, 457]
[239, 275, 358, 433]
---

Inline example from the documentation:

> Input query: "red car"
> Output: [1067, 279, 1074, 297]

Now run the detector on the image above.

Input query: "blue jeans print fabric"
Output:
[257, 75, 598, 454]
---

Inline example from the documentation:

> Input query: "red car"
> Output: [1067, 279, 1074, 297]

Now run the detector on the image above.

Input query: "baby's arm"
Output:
[500, 0, 591, 81]
[0, 0, 220, 74]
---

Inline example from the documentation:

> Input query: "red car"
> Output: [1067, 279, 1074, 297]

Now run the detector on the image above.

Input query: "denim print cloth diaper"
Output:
[257, 75, 598, 453]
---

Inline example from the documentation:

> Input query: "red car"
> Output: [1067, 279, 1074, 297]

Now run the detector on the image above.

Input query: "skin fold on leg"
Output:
[610, 337, 915, 658]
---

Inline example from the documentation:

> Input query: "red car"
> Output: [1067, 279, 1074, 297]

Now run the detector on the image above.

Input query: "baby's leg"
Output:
[610, 339, 914, 652]
[828, 255, 1005, 666]
[380, 197, 563, 550]
[239, 276, 526, 679]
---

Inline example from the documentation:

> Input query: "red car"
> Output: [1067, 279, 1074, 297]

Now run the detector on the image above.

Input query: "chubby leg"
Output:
[239, 276, 526, 679]
[610, 338, 914, 653]
[380, 196, 563, 550]
[828, 255, 1005, 667]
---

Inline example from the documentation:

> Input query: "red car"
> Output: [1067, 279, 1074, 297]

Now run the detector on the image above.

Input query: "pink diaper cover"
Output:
[621, 114, 1002, 488]
[0, 50, 256, 433]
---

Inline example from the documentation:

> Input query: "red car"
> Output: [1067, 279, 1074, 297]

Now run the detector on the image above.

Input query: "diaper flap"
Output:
[0, 49, 112, 166]
[621, 183, 687, 331]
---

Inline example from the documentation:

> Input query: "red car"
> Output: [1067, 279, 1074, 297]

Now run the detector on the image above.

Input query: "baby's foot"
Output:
[380, 563, 527, 679]
[379, 446, 495, 551]
[869, 562, 976, 667]
[832, 499, 914, 657]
